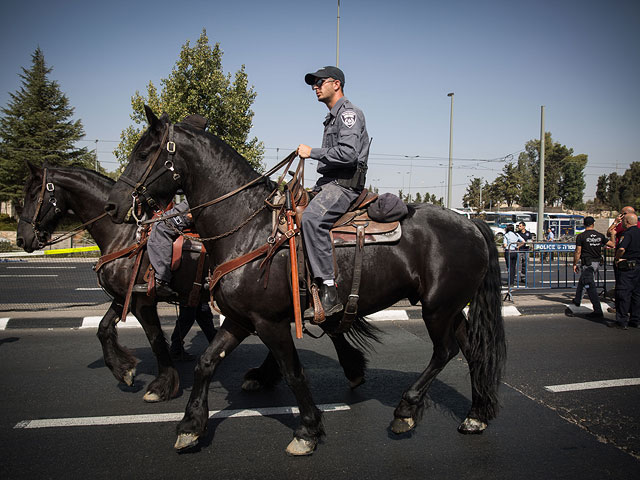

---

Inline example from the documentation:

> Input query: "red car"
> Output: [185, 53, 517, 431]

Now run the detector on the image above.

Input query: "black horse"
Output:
[105, 106, 506, 456]
[16, 163, 215, 402]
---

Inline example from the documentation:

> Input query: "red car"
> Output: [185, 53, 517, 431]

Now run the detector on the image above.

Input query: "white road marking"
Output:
[14, 403, 351, 429]
[0, 275, 58, 278]
[75, 288, 102, 291]
[365, 310, 409, 321]
[7, 266, 76, 269]
[0, 318, 9, 330]
[81, 316, 140, 328]
[544, 378, 640, 393]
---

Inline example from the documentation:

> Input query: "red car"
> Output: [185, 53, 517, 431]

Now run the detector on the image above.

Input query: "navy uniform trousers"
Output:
[301, 181, 360, 281]
[616, 266, 640, 326]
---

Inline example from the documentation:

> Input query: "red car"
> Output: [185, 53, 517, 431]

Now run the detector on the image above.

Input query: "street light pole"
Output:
[447, 92, 454, 208]
[336, 0, 340, 67]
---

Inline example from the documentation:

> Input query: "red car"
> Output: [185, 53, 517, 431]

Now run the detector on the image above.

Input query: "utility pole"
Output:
[336, 0, 340, 67]
[537, 106, 545, 241]
[94, 139, 98, 171]
[447, 92, 454, 209]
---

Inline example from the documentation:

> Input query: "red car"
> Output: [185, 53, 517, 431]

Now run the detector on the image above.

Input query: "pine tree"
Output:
[0, 48, 94, 204]
[115, 29, 264, 172]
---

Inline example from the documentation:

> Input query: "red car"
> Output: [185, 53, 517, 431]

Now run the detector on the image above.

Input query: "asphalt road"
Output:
[1, 315, 638, 479]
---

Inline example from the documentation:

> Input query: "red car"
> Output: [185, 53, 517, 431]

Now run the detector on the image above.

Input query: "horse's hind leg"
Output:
[454, 314, 489, 434]
[131, 298, 179, 402]
[328, 332, 367, 388]
[175, 325, 248, 450]
[391, 308, 460, 434]
[96, 300, 139, 386]
[242, 351, 283, 391]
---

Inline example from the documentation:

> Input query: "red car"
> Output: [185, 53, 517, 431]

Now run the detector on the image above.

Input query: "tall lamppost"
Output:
[336, 0, 340, 67]
[447, 92, 454, 208]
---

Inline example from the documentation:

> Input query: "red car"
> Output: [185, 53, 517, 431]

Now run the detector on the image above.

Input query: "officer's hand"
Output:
[573, 264, 579, 274]
[297, 144, 312, 159]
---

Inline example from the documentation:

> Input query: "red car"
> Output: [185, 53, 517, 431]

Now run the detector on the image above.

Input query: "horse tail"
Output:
[346, 316, 384, 353]
[466, 219, 507, 420]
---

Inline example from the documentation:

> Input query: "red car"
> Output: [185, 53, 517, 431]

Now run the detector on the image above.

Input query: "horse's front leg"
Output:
[96, 300, 139, 386]
[175, 325, 248, 450]
[131, 297, 179, 402]
[254, 318, 324, 456]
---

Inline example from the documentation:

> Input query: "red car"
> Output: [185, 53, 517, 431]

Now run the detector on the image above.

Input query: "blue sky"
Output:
[1, 0, 638, 208]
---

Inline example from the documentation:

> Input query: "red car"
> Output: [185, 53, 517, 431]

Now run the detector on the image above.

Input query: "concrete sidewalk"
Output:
[0, 289, 617, 331]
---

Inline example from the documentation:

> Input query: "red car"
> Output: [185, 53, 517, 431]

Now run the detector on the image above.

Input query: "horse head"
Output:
[105, 106, 185, 223]
[16, 162, 66, 252]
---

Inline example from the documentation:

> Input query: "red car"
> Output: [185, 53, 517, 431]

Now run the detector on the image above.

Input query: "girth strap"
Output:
[335, 223, 367, 333]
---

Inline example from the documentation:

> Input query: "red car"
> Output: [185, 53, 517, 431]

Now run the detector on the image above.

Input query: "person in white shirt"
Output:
[503, 224, 524, 286]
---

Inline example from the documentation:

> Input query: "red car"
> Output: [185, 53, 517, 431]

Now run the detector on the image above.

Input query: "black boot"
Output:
[155, 279, 178, 297]
[303, 284, 343, 320]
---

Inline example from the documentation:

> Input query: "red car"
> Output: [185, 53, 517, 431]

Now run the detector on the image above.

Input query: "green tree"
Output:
[114, 29, 264, 172]
[414, 192, 422, 203]
[595, 174, 608, 206]
[619, 162, 640, 207]
[607, 173, 622, 212]
[463, 177, 485, 211]
[491, 163, 520, 207]
[560, 154, 587, 209]
[0, 48, 94, 204]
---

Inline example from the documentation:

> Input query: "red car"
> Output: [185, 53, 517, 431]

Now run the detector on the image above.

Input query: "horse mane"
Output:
[175, 118, 277, 192]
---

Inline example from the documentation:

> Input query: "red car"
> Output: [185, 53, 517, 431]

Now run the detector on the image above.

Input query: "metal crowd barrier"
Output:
[503, 242, 615, 298]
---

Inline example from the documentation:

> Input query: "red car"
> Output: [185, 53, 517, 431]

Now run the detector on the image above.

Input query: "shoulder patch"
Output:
[340, 110, 357, 128]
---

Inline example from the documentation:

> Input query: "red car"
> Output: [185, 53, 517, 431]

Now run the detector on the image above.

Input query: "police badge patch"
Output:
[341, 110, 357, 128]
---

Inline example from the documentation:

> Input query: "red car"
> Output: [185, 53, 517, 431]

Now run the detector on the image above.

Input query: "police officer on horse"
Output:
[297, 66, 370, 320]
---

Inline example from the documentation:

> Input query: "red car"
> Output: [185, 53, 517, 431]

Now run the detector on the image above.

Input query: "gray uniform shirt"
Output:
[309, 97, 369, 187]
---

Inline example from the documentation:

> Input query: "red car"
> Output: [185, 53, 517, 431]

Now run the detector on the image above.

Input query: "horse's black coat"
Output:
[17, 164, 210, 401]
[105, 106, 507, 454]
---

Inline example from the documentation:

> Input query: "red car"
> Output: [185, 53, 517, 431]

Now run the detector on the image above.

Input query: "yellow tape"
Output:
[44, 246, 100, 255]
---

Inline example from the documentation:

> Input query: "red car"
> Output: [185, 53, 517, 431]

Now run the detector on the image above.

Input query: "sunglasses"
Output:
[312, 77, 335, 88]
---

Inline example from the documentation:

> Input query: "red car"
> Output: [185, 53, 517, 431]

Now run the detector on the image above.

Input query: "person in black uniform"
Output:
[609, 213, 640, 329]
[297, 66, 369, 319]
[571, 216, 612, 318]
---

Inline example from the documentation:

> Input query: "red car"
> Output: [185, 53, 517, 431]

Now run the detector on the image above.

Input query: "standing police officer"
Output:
[297, 66, 369, 319]
[571, 216, 612, 318]
[609, 213, 640, 329]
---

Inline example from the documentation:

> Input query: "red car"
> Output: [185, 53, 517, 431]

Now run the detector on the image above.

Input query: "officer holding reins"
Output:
[297, 66, 370, 319]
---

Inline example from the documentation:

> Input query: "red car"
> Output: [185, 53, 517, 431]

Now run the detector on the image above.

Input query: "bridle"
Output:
[19, 168, 108, 248]
[18, 168, 63, 246]
[119, 120, 300, 235]
[117, 124, 181, 218]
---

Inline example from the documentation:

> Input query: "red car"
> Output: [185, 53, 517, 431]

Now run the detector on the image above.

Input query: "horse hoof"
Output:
[458, 417, 487, 434]
[174, 433, 199, 450]
[123, 369, 135, 387]
[285, 437, 317, 456]
[390, 417, 415, 434]
[349, 376, 365, 389]
[143, 391, 161, 403]
[241, 379, 262, 391]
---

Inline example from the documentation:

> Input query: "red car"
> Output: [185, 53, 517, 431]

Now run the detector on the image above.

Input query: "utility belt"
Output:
[617, 259, 637, 271]
[336, 163, 367, 191]
[581, 257, 602, 267]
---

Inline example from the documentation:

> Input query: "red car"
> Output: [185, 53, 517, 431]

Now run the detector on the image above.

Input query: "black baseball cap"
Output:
[305, 66, 345, 86]
[584, 216, 595, 227]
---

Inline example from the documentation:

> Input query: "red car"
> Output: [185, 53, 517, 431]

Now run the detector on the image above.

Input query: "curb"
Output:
[0, 305, 548, 331]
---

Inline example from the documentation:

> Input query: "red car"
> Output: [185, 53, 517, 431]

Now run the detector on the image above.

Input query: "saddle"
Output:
[274, 188, 402, 246]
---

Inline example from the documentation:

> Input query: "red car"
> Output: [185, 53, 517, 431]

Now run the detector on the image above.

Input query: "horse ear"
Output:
[25, 160, 42, 177]
[144, 105, 161, 129]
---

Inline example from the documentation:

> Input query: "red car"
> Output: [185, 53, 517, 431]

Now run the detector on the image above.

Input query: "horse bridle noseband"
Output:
[19, 168, 63, 244]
